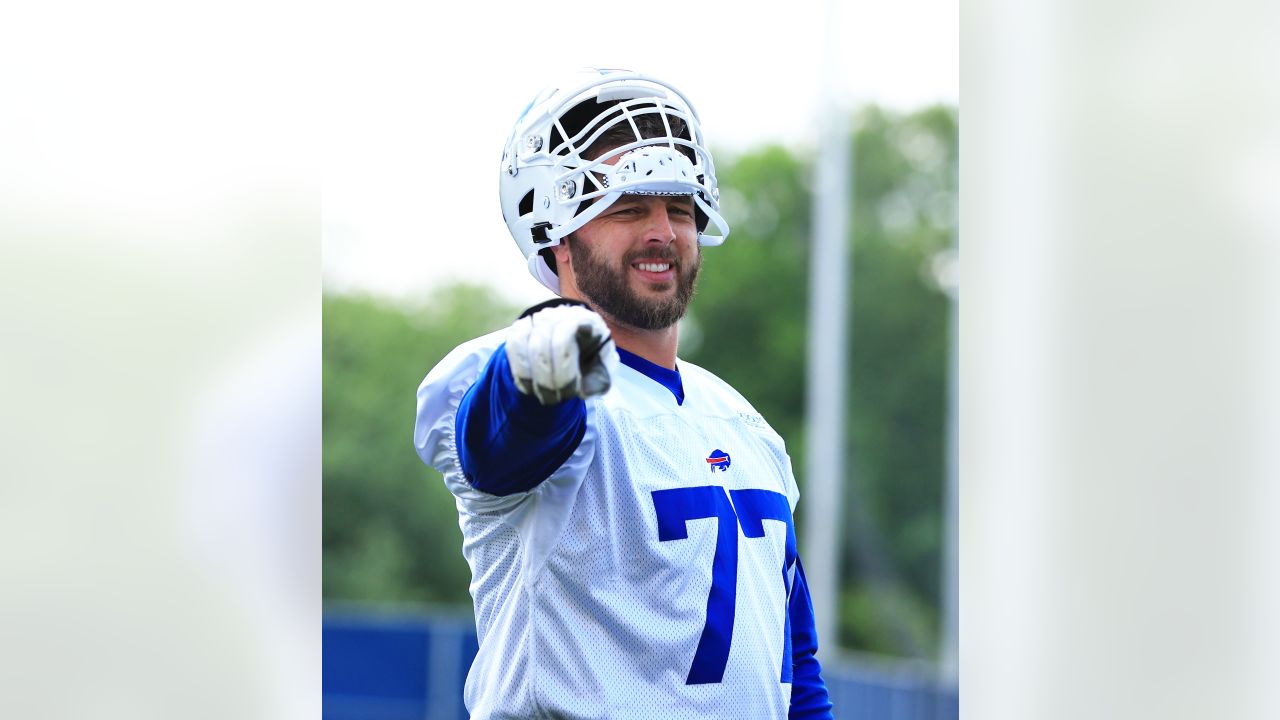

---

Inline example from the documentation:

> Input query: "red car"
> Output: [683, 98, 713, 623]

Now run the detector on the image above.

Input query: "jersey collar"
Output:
[616, 347, 685, 406]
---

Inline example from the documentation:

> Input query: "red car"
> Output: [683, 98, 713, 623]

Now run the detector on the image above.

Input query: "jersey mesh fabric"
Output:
[457, 510, 533, 718]
[416, 331, 802, 720]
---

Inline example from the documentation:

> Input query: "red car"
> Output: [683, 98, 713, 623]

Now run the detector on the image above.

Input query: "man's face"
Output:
[563, 193, 702, 331]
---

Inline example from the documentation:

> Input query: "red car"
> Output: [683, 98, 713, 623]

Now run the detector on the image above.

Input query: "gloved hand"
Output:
[505, 300, 616, 405]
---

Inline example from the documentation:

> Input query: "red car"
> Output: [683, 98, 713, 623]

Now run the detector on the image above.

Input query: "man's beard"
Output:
[567, 237, 701, 331]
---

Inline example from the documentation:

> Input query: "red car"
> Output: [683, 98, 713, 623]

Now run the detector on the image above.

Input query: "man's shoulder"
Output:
[676, 357, 741, 397]
[676, 358, 769, 420]
[420, 327, 509, 391]
[415, 327, 510, 464]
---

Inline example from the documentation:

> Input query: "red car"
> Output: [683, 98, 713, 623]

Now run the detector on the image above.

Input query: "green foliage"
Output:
[323, 285, 516, 604]
[839, 582, 939, 656]
[322, 104, 958, 660]
[838, 106, 956, 657]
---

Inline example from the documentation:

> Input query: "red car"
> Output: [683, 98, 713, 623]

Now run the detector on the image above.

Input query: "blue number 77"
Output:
[651, 485, 797, 685]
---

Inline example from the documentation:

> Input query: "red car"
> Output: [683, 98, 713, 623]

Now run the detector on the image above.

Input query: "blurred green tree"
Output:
[322, 285, 514, 604]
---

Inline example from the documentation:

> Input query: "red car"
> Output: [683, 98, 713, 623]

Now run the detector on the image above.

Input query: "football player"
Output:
[415, 69, 832, 719]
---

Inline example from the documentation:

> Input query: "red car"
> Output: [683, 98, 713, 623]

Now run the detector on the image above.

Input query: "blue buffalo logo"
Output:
[705, 449, 731, 472]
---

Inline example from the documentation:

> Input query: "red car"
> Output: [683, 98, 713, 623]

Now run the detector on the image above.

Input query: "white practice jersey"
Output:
[416, 330, 804, 720]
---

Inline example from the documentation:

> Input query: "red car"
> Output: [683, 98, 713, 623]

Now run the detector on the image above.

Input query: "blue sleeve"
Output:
[454, 344, 587, 496]
[788, 556, 834, 719]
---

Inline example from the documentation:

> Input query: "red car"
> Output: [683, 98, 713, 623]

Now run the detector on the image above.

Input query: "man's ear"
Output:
[550, 240, 572, 271]
[546, 238, 585, 301]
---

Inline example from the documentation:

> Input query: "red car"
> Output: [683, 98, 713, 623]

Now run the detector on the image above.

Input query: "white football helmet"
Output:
[499, 69, 730, 294]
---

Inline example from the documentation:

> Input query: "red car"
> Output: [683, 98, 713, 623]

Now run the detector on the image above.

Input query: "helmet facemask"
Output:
[544, 96, 727, 243]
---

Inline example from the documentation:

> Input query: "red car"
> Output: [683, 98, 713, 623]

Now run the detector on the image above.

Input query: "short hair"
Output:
[582, 103, 694, 163]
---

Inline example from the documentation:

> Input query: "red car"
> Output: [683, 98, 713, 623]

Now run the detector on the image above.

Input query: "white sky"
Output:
[4, 2, 956, 308]
[322, 0, 958, 306]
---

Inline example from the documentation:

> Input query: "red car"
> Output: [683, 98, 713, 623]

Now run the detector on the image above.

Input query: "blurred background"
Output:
[5, 1, 1279, 719]
[323, 106, 959, 717]
[321, 1, 960, 716]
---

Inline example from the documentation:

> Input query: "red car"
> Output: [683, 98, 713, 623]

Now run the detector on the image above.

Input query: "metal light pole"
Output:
[941, 240, 959, 683]
[802, 0, 851, 660]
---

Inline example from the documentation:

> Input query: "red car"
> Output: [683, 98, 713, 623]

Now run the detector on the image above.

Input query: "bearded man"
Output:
[414, 69, 833, 720]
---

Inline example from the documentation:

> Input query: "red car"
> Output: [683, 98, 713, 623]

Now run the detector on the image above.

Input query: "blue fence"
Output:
[324, 606, 956, 719]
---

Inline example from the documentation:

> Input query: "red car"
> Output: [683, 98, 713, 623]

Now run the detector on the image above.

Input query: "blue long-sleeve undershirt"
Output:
[788, 557, 834, 719]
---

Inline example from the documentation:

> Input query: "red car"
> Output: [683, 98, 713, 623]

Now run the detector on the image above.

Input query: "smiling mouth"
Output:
[633, 261, 672, 273]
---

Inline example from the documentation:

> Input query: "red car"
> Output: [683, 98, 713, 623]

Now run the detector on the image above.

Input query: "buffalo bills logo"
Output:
[705, 449, 731, 472]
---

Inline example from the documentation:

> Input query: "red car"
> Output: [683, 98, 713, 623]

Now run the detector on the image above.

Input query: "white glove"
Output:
[505, 303, 617, 405]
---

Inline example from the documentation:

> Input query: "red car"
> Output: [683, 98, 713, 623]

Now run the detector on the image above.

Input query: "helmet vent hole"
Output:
[518, 190, 534, 216]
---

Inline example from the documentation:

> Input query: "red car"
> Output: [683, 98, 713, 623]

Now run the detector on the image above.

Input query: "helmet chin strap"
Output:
[693, 194, 729, 246]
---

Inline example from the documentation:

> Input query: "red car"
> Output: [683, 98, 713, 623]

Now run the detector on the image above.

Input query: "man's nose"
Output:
[642, 203, 677, 243]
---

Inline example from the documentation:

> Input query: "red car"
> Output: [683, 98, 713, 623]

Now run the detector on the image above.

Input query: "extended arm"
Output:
[455, 300, 615, 496]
